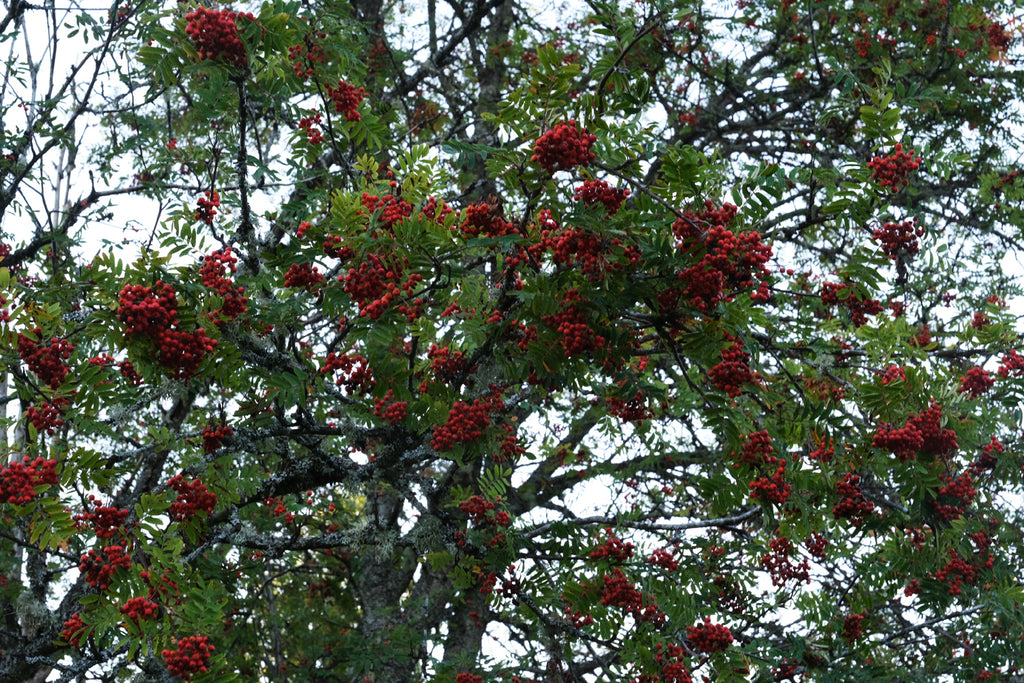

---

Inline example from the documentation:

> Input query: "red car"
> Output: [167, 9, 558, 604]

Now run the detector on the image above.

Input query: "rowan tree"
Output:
[1, 0, 1024, 681]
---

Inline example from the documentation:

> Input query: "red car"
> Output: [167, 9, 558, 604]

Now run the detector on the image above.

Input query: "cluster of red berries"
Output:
[431, 394, 503, 451]
[120, 596, 160, 625]
[142, 568, 182, 602]
[599, 567, 666, 626]
[25, 398, 69, 435]
[185, 7, 253, 68]
[456, 674, 482, 683]
[647, 548, 679, 572]
[820, 282, 883, 327]
[872, 421, 924, 461]
[459, 202, 517, 238]
[542, 289, 606, 357]
[536, 207, 559, 234]
[194, 190, 220, 225]
[287, 34, 325, 80]
[635, 642, 692, 683]
[79, 544, 132, 590]
[506, 321, 539, 358]
[711, 573, 746, 614]
[283, 262, 324, 291]
[528, 209, 639, 283]
[808, 438, 834, 463]
[872, 401, 958, 458]
[321, 351, 375, 395]
[909, 325, 932, 347]
[360, 192, 414, 231]
[0, 242, 18, 283]
[61, 613, 90, 647]
[933, 472, 977, 522]
[427, 344, 474, 384]
[564, 602, 595, 628]
[805, 532, 828, 559]
[674, 201, 738, 239]
[772, 658, 800, 682]
[686, 617, 733, 653]
[372, 390, 408, 425]
[733, 429, 788, 504]
[914, 402, 959, 455]
[873, 220, 924, 259]
[606, 390, 653, 423]
[749, 460, 790, 505]
[0, 456, 58, 505]
[342, 253, 422, 319]
[934, 544, 992, 596]
[322, 234, 354, 260]
[735, 430, 774, 466]
[959, 366, 995, 399]
[162, 327, 218, 379]
[119, 282, 178, 335]
[993, 169, 1021, 196]
[972, 436, 1003, 472]
[998, 349, 1024, 377]
[842, 613, 865, 642]
[263, 496, 293, 524]
[832, 473, 875, 525]
[163, 635, 215, 680]
[974, 17, 1012, 55]
[422, 194, 455, 224]
[573, 179, 630, 215]
[588, 528, 635, 563]
[868, 143, 921, 192]
[326, 80, 365, 122]
[496, 424, 526, 463]
[118, 282, 217, 379]
[531, 120, 597, 173]
[18, 329, 74, 388]
[73, 495, 130, 539]
[89, 353, 116, 368]
[298, 111, 324, 144]
[200, 248, 247, 322]
[760, 534, 810, 587]
[675, 263, 724, 312]
[853, 31, 898, 58]
[879, 364, 906, 385]
[365, 36, 389, 69]
[541, 225, 615, 280]
[904, 526, 930, 551]
[546, 306, 606, 357]
[458, 495, 510, 530]
[673, 202, 772, 311]
[202, 424, 233, 454]
[709, 334, 758, 397]
[167, 474, 218, 521]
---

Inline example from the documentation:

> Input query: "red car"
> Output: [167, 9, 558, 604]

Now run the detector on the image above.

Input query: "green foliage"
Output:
[1, 0, 1024, 681]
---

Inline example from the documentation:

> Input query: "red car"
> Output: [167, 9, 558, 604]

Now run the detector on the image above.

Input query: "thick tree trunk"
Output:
[351, 488, 418, 683]
[465, 0, 514, 201]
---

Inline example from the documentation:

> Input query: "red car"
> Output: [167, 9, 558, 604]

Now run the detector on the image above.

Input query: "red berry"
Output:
[185, 7, 253, 68]
[163, 635, 215, 680]
[531, 120, 597, 173]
